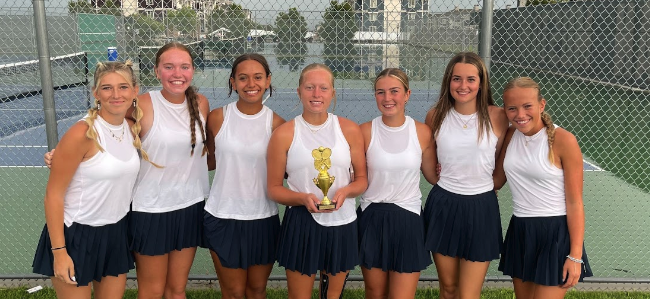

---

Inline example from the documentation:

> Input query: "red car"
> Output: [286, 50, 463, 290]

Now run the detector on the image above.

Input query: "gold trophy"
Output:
[312, 146, 336, 210]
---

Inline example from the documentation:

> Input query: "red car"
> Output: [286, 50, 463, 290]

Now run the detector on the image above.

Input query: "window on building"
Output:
[370, 0, 377, 8]
[408, 12, 416, 20]
[369, 26, 377, 32]
[368, 12, 377, 22]
[146, 10, 154, 18]
[145, 0, 153, 6]
[408, 0, 416, 8]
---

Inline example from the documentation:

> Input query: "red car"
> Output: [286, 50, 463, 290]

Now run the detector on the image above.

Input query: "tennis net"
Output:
[0, 52, 88, 103]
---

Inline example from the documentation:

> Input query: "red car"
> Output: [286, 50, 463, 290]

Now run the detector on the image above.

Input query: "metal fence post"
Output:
[32, 0, 58, 150]
[479, 0, 494, 70]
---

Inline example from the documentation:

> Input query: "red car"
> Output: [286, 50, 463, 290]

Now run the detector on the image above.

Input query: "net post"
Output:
[84, 52, 91, 110]
[32, 0, 59, 150]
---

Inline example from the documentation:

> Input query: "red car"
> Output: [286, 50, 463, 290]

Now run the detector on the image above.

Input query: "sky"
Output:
[3, 0, 517, 29]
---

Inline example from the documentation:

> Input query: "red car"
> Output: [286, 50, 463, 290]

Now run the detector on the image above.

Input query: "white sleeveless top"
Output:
[131, 90, 209, 213]
[64, 116, 140, 227]
[436, 109, 497, 195]
[286, 113, 355, 226]
[504, 128, 566, 217]
[205, 102, 278, 220]
[360, 116, 422, 215]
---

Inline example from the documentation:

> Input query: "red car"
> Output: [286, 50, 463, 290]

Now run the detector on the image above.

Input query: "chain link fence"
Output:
[1, 0, 649, 292]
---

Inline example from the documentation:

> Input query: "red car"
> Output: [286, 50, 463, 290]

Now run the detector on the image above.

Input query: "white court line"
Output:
[0, 113, 83, 142]
[583, 159, 604, 172]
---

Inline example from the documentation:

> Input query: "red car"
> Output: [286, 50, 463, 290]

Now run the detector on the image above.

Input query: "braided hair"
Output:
[90, 60, 160, 167]
[503, 77, 556, 164]
[155, 42, 207, 157]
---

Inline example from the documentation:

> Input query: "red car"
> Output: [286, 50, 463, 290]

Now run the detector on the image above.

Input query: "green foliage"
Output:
[67, 0, 93, 14]
[210, 4, 254, 39]
[168, 7, 198, 37]
[274, 8, 308, 71]
[67, 0, 121, 16]
[318, 1, 359, 73]
[125, 13, 165, 47]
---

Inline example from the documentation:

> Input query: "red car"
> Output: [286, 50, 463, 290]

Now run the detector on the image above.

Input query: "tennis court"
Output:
[2, 64, 649, 281]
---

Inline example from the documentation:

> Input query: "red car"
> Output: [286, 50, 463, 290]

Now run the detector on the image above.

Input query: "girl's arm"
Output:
[45, 121, 94, 285]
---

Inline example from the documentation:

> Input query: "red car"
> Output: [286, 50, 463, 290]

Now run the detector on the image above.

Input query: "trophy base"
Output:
[317, 204, 336, 210]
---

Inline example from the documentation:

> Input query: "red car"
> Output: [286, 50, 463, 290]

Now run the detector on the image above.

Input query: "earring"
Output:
[133, 99, 137, 107]
[95, 99, 101, 110]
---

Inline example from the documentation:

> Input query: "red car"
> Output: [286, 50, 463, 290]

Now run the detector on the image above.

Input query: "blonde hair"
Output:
[155, 42, 207, 157]
[89, 60, 161, 167]
[374, 68, 410, 91]
[503, 76, 556, 164]
[428, 52, 495, 142]
[298, 63, 337, 111]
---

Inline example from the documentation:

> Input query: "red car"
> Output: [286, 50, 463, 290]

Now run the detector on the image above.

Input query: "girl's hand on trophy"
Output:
[331, 188, 349, 210]
[303, 193, 332, 213]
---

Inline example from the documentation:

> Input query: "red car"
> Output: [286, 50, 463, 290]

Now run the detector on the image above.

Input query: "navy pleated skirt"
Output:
[204, 212, 280, 269]
[277, 206, 359, 276]
[32, 215, 134, 287]
[498, 215, 593, 286]
[357, 203, 432, 273]
[423, 185, 502, 262]
[129, 201, 206, 255]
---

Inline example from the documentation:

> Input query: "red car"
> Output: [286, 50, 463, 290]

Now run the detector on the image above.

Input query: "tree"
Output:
[210, 4, 254, 39]
[274, 8, 308, 71]
[126, 13, 165, 47]
[168, 7, 198, 38]
[318, 1, 358, 73]
[98, 0, 122, 16]
[68, 0, 93, 14]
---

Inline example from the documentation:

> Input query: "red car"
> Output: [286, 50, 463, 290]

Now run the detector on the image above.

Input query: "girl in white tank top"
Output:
[423, 53, 509, 299]
[34, 62, 144, 298]
[203, 54, 285, 298]
[267, 64, 368, 299]
[494, 77, 591, 296]
[128, 43, 210, 298]
[358, 69, 438, 298]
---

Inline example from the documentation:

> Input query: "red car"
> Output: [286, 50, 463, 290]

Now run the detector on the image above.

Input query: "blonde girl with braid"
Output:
[43, 43, 208, 297]
[33, 61, 142, 299]
[494, 77, 592, 298]
[128, 42, 210, 299]
[422, 52, 509, 299]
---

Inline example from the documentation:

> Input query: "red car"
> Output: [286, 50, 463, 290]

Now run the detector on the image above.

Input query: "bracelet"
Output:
[51, 245, 66, 251]
[566, 255, 583, 264]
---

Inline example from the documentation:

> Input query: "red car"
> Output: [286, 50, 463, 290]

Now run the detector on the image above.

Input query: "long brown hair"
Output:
[428, 52, 495, 142]
[155, 42, 207, 157]
[503, 77, 556, 164]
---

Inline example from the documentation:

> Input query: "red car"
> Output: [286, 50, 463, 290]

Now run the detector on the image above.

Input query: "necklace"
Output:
[452, 109, 476, 129]
[524, 130, 543, 146]
[97, 117, 125, 142]
[302, 115, 330, 134]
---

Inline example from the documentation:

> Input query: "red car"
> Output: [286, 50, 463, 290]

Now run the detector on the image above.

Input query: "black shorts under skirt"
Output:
[498, 215, 593, 286]
[357, 203, 432, 273]
[32, 215, 134, 287]
[129, 201, 206, 256]
[204, 212, 280, 269]
[423, 185, 502, 262]
[277, 206, 359, 276]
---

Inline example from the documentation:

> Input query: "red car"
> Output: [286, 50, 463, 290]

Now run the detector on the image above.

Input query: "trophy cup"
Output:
[312, 146, 336, 210]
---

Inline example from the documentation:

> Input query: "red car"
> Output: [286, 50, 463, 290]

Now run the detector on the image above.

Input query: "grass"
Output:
[2, 287, 650, 298]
